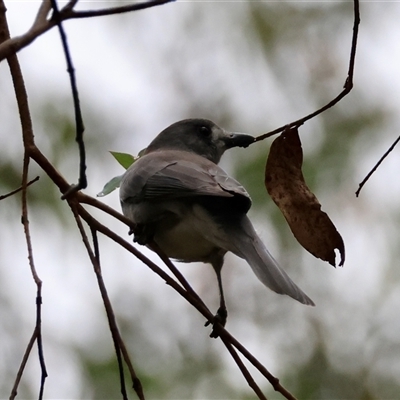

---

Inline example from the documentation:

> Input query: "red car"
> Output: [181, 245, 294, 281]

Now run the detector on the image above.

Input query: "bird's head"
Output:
[145, 119, 255, 164]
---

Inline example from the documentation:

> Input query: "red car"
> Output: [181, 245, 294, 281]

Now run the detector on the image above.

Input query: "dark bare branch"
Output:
[1, 4, 48, 396]
[221, 338, 268, 400]
[0, 0, 174, 62]
[49, 0, 87, 197]
[70, 205, 129, 400]
[61, 0, 174, 20]
[1, 1, 360, 398]
[75, 202, 299, 399]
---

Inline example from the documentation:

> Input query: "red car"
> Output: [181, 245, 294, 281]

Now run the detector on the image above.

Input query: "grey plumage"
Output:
[120, 118, 314, 321]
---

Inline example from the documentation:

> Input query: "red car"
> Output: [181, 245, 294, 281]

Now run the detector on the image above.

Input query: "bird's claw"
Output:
[205, 307, 227, 338]
[130, 223, 153, 245]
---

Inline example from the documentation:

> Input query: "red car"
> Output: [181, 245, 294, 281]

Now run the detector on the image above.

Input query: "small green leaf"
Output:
[97, 175, 123, 197]
[110, 151, 137, 169]
[137, 147, 147, 157]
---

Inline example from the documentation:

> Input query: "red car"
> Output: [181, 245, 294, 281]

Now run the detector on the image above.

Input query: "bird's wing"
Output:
[120, 150, 250, 204]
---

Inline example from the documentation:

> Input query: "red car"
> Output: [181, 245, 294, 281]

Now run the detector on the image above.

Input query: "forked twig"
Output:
[221, 337, 268, 400]
[219, 329, 297, 400]
[2, 0, 362, 398]
[70, 201, 145, 400]
[75, 203, 296, 400]
[0, 0, 175, 62]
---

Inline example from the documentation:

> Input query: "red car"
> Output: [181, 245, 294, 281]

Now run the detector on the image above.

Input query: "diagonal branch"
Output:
[1, 1, 355, 398]
[355, 133, 400, 197]
[0, 176, 39, 201]
[75, 202, 297, 400]
[70, 202, 139, 400]
[221, 337, 268, 400]
[61, 0, 174, 19]
[89, 226, 145, 400]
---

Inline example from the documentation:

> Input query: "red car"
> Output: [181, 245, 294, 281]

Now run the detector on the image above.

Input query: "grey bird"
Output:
[120, 119, 314, 336]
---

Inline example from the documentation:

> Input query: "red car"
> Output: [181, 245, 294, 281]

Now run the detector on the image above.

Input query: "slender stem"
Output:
[221, 337, 268, 400]
[50, 0, 87, 197]
[255, 0, 360, 142]
[70, 204, 130, 400]
[0, 176, 39, 201]
[1, 3, 48, 397]
[61, 0, 174, 19]
[356, 133, 400, 197]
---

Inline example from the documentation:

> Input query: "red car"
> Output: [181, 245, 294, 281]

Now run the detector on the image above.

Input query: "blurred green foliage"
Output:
[2, 2, 400, 400]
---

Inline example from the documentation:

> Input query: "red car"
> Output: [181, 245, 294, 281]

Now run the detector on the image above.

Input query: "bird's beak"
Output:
[224, 132, 255, 149]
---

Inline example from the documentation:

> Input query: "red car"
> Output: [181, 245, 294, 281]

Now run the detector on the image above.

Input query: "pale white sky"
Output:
[2, 1, 400, 398]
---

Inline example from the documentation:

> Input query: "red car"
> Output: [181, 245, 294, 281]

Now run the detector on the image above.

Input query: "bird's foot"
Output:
[130, 224, 153, 245]
[205, 307, 227, 338]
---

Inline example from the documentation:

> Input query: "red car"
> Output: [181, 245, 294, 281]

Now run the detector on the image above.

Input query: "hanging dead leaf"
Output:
[265, 126, 345, 267]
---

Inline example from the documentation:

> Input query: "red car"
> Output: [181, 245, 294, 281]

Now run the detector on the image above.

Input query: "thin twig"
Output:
[1, 0, 344, 397]
[75, 203, 298, 400]
[221, 337, 268, 400]
[21, 133, 47, 400]
[355, 133, 400, 197]
[70, 202, 145, 400]
[20, 155, 47, 400]
[1, 3, 48, 397]
[149, 241, 211, 316]
[70, 206, 128, 400]
[71, 204, 144, 400]
[150, 242, 272, 400]
[0, 176, 39, 201]
[60, 0, 174, 20]
[63, 0, 79, 12]
[91, 227, 145, 398]
[219, 329, 297, 400]
[0, 0, 174, 62]
[9, 329, 38, 400]
[91, 226, 145, 400]
[33, 0, 52, 26]
[149, 241, 228, 338]
[0, 0, 53, 62]
[77, 192, 135, 228]
[50, 0, 87, 198]
[254, 0, 360, 142]
[77, 204, 193, 301]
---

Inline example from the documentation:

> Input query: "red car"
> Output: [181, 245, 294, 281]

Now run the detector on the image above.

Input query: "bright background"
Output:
[1, 1, 400, 399]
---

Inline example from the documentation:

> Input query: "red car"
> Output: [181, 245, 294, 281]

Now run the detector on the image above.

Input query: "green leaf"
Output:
[137, 147, 147, 158]
[109, 151, 137, 169]
[97, 175, 123, 197]
[99, 149, 146, 196]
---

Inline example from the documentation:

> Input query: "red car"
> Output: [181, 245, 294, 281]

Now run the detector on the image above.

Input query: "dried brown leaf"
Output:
[265, 126, 345, 267]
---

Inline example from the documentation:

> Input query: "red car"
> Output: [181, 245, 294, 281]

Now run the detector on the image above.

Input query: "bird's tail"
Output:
[228, 216, 315, 306]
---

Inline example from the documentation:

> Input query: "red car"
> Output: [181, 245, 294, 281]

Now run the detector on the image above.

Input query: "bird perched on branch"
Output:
[120, 119, 314, 337]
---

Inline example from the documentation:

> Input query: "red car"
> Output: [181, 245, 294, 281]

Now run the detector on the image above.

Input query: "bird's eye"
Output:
[200, 126, 212, 136]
